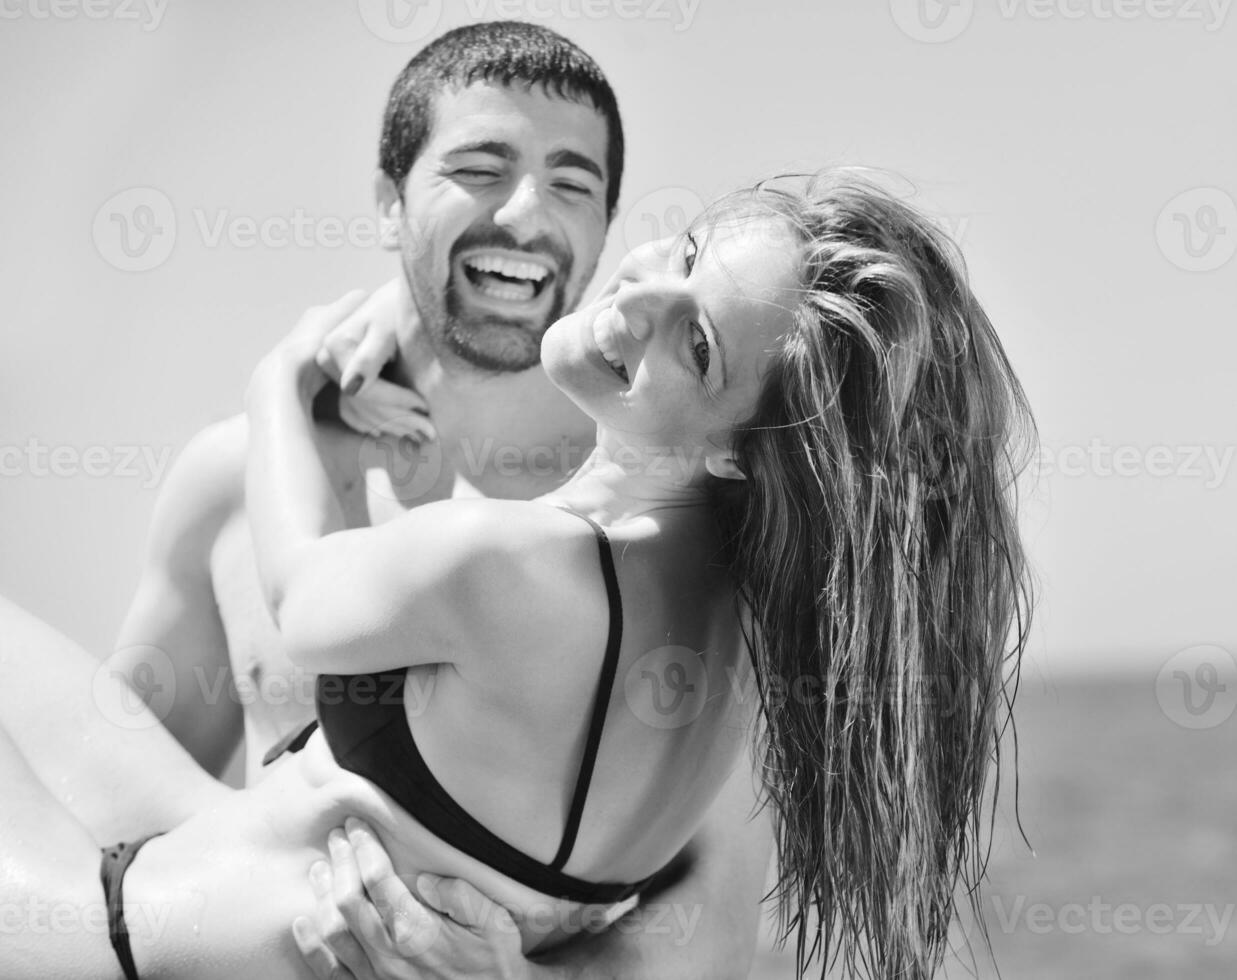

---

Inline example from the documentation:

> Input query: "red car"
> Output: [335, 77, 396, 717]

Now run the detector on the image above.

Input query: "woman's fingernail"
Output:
[344, 375, 363, 395]
[328, 828, 347, 850]
[392, 911, 413, 943]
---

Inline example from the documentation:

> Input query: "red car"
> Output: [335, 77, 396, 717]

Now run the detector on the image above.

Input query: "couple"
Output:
[0, 21, 1033, 980]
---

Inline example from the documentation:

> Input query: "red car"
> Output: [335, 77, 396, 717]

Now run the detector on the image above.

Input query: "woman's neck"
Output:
[542, 439, 714, 527]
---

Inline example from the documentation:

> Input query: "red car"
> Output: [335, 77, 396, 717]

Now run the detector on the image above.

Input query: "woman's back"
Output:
[397, 500, 754, 888]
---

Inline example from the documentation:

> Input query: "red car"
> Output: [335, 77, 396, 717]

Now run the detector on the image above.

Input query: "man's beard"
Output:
[419, 227, 583, 374]
[440, 275, 566, 372]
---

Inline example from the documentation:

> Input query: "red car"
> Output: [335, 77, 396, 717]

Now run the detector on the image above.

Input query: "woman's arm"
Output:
[244, 292, 367, 622]
[243, 294, 461, 675]
[243, 295, 598, 677]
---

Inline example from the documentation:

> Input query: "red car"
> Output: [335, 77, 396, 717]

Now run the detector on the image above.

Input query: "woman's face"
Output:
[542, 212, 802, 480]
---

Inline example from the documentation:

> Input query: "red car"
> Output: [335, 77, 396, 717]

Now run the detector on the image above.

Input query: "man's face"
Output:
[388, 82, 611, 374]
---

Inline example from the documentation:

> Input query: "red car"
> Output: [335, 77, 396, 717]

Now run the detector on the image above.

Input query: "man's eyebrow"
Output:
[545, 149, 604, 183]
[445, 140, 517, 160]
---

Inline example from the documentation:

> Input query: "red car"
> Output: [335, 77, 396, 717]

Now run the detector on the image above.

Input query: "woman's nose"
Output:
[612, 279, 683, 343]
[622, 238, 676, 278]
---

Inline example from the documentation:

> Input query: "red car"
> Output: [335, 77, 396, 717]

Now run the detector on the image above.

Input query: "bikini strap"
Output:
[549, 506, 624, 871]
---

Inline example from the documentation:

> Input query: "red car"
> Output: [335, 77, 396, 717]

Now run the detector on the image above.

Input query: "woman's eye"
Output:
[690, 322, 710, 375]
[683, 232, 698, 275]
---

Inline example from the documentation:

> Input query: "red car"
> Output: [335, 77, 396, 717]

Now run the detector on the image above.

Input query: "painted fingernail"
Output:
[309, 861, 330, 889]
[328, 828, 347, 850]
[344, 375, 363, 395]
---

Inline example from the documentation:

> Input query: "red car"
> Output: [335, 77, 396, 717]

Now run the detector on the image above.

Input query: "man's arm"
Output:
[111, 415, 247, 776]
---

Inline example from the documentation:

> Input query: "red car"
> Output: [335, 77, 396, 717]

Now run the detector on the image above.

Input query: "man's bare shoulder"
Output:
[168, 413, 248, 507]
[147, 414, 250, 564]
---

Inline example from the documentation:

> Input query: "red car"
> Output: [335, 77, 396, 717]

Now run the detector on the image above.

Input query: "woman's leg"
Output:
[0, 594, 232, 844]
[0, 720, 126, 979]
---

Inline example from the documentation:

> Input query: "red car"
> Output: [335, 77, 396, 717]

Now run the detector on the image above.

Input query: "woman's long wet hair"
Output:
[708, 170, 1035, 979]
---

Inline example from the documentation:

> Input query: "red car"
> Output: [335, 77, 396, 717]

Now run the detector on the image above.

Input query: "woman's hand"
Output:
[314, 279, 437, 444]
[315, 277, 414, 397]
[249, 291, 370, 406]
[294, 818, 535, 980]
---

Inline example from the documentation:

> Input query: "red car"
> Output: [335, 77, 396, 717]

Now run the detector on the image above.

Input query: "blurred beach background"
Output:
[1, 2, 1233, 976]
[750, 672, 1237, 978]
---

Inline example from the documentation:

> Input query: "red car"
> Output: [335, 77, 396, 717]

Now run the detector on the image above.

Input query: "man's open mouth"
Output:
[460, 251, 554, 304]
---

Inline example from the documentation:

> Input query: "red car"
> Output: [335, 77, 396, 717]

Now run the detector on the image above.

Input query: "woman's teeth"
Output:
[462, 253, 551, 303]
[593, 308, 629, 383]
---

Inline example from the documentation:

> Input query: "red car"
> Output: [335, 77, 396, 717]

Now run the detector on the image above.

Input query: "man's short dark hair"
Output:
[379, 21, 624, 221]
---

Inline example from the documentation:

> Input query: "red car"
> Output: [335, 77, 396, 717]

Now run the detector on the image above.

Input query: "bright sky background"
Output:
[1, 0, 1233, 684]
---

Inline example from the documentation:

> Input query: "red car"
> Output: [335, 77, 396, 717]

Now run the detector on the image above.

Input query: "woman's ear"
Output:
[374, 171, 403, 251]
[705, 454, 747, 481]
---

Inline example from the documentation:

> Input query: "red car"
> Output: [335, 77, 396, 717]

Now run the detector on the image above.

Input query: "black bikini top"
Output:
[263, 507, 670, 904]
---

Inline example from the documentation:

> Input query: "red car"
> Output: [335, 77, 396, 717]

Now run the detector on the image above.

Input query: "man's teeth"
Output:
[476, 279, 533, 302]
[462, 253, 552, 303]
[464, 254, 550, 282]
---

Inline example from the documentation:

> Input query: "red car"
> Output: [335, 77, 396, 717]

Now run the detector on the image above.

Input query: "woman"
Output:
[0, 169, 1033, 980]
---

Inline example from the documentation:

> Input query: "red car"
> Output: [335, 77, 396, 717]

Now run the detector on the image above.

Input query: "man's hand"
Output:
[294, 818, 536, 980]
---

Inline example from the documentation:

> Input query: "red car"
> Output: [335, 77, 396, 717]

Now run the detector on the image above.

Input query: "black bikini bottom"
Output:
[99, 833, 165, 980]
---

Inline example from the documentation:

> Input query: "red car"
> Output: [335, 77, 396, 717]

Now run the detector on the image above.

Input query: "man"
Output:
[112, 21, 770, 980]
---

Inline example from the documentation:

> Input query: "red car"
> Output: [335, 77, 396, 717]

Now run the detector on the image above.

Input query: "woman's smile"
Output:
[591, 307, 630, 384]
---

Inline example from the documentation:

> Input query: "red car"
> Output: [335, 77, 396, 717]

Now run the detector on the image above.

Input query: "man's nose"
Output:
[493, 176, 554, 242]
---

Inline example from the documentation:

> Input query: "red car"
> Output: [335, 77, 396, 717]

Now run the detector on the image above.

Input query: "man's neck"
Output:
[394, 331, 595, 495]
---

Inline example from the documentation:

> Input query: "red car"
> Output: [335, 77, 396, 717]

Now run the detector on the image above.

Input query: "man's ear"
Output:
[374, 171, 403, 251]
[705, 453, 746, 481]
